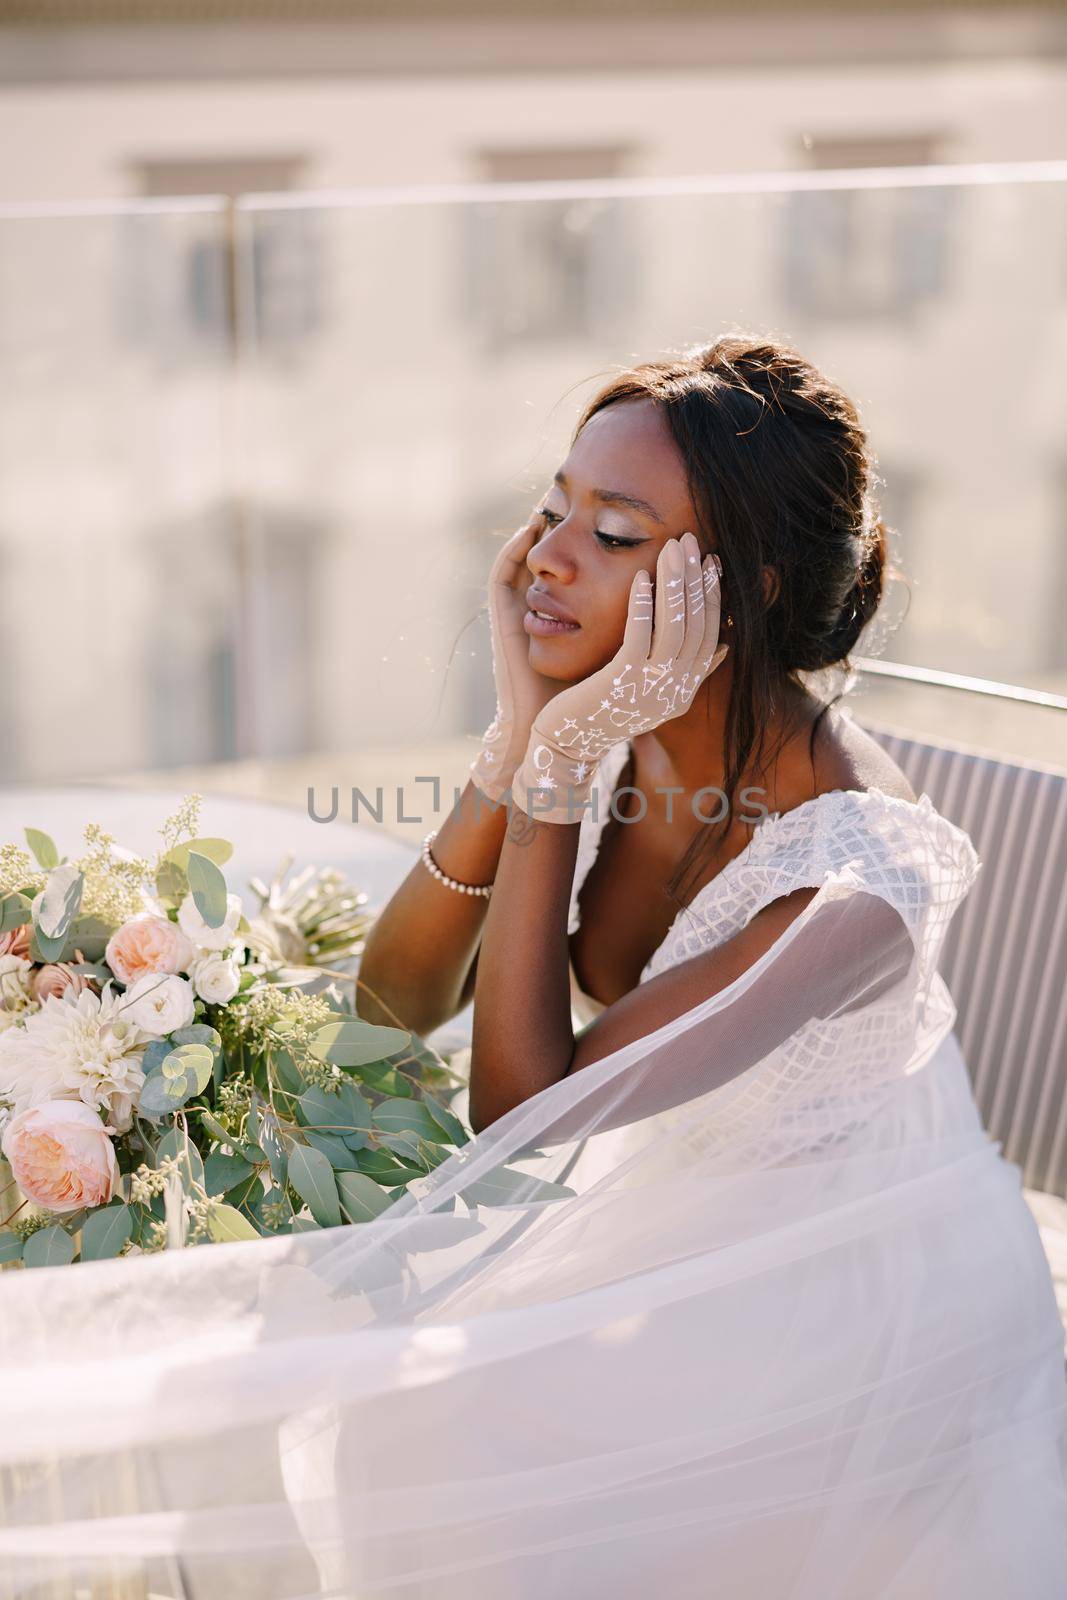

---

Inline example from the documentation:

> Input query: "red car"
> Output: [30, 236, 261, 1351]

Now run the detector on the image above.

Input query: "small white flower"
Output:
[120, 973, 196, 1038]
[191, 953, 241, 1007]
[177, 891, 243, 953]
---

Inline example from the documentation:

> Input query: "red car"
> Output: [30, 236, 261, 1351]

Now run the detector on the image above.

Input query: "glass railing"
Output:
[1, 161, 1065, 788]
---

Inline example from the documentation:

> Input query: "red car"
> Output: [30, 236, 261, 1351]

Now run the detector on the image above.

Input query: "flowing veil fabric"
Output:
[1, 789, 1066, 1598]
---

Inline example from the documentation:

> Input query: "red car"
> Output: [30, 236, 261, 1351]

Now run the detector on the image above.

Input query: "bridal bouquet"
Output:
[0, 797, 470, 1268]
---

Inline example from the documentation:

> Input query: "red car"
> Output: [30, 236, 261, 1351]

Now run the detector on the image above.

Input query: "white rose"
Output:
[0, 953, 32, 1004]
[191, 953, 241, 1006]
[178, 891, 243, 952]
[120, 973, 196, 1038]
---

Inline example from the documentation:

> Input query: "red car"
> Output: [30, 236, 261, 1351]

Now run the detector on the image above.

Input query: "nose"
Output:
[527, 515, 579, 583]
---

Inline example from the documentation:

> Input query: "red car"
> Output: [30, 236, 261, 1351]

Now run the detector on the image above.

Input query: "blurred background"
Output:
[1, 0, 1065, 843]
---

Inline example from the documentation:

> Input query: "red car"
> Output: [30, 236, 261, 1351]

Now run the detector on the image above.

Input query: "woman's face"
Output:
[524, 396, 714, 681]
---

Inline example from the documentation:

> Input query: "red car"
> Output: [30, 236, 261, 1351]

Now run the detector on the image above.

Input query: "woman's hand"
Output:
[469, 512, 562, 804]
[512, 531, 728, 822]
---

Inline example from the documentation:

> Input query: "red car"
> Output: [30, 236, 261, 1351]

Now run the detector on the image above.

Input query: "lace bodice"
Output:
[568, 739, 981, 1023]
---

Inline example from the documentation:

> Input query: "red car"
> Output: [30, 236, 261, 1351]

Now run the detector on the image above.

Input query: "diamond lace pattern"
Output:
[567, 740, 983, 1162]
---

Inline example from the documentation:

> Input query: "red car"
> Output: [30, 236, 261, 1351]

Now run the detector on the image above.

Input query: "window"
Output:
[460, 144, 638, 352]
[782, 132, 955, 320]
[119, 155, 321, 364]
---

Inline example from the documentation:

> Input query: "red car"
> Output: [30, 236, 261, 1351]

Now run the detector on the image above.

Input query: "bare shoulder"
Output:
[809, 704, 917, 805]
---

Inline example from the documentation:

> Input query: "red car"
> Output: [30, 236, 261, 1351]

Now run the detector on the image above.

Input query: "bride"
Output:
[1, 334, 1065, 1599]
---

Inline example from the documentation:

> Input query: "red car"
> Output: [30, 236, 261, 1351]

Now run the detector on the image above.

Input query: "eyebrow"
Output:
[553, 470, 666, 526]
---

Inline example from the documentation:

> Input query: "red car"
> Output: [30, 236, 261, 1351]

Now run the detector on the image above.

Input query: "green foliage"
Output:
[23, 1226, 75, 1268]
[0, 892, 32, 933]
[336, 1171, 395, 1224]
[36, 864, 83, 940]
[459, 1167, 578, 1207]
[23, 828, 59, 871]
[309, 1018, 410, 1069]
[0, 1232, 24, 1265]
[138, 1042, 215, 1119]
[162, 838, 234, 873]
[186, 850, 229, 929]
[287, 1143, 341, 1227]
[203, 1151, 255, 1197]
[80, 1203, 134, 1261]
[207, 1204, 260, 1244]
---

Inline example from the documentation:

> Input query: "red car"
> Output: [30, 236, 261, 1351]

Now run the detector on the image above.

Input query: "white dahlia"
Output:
[0, 982, 150, 1132]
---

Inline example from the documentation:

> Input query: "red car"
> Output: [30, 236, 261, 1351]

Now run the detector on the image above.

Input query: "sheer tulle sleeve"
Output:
[535, 789, 983, 1148]
[5, 793, 1063, 1600]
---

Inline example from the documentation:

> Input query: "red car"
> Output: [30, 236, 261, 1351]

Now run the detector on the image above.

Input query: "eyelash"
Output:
[536, 507, 642, 551]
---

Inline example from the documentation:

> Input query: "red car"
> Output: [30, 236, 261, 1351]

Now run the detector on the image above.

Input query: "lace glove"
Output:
[468, 512, 561, 805]
[513, 531, 728, 823]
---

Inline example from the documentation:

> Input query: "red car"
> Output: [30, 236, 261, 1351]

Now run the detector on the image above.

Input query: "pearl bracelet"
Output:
[420, 831, 494, 898]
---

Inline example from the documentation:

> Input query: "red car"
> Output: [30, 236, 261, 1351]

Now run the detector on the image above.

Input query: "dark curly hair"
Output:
[570, 331, 898, 911]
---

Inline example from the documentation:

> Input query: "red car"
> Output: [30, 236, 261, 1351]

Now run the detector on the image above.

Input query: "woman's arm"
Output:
[356, 781, 509, 1037]
[469, 865, 914, 1135]
[467, 810, 582, 1133]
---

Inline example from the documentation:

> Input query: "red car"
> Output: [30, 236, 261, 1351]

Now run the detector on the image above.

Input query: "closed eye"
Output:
[536, 507, 644, 551]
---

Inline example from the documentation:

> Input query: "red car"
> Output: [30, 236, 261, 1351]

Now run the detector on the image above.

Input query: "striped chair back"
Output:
[859, 716, 1067, 1198]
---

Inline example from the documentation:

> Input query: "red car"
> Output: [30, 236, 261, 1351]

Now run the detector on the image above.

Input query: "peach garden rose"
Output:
[105, 915, 196, 987]
[1, 1099, 119, 1215]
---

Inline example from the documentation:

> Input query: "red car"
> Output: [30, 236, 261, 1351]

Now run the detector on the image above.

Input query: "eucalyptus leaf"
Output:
[187, 850, 228, 930]
[0, 1232, 23, 1265]
[0, 893, 32, 935]
[309, 1019, 410, 1069]
[163, 837, 234, 872]
[288, 1143, 342, 1227]
[418, 1095, 469, 1147]
[372, 1098, 456, 1146]
[23, 1226, 75, 1268]
[29, 913, 111, 966]
[80, 1203, 133, 1262]
[305, 1131, 362, 1171]
[459, 1167, 577, 1207]
[248, 1096, 284, 1182]
[66, 960, 112, 984]
[141, 1039, 174, 1077]
[35, 865, 84, 941]
[380, 1133, 451, 1171]
[170, 1023, 222, 1061]
[296, 1084, 352, 1131]
[272, 1049, 307, 1097]
[155, 860, 188, 907]
[154, 1129, 205, 1191]
[138, 1070, 196, 1119]
[296, 1083, 371, 1141]
[357, 1065, 413, 1099]
[204, 1151, 255, 1197]
[375, 1131, 432, 1172]
[207, 1204, 260, 1244]
[336, 1171, 395, 1224]
[222, 1171, 263, 1211]
[289, 1216, 321, 1234]
[353, 1147, 424, 1186]
[164, 1042, 215, 1095]
[198, 1109, 234, 1147]
[24, 827, 59, 870]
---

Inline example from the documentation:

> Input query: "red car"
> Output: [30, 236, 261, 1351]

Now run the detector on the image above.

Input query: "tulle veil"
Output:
[1, 799, 1066, 1599]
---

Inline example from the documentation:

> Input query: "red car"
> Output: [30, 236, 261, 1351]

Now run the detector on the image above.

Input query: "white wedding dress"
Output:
[1, 745, 1066, 1598]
